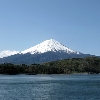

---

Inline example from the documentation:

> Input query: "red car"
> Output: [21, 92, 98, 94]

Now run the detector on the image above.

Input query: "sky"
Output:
[0, 0, 100, 56]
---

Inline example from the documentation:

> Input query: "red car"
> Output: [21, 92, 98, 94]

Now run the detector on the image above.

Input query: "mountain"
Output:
[21, 39, 80, 54]
[0, 39, 91, 64]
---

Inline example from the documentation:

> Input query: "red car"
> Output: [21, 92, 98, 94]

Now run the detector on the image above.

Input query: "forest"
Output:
[0, 56, 100, 75]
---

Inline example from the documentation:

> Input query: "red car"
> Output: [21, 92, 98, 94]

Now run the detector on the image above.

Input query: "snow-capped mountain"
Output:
[0, 39, 91, 64]
[21, 39, 79, 54]
[0, 39, 80, 58]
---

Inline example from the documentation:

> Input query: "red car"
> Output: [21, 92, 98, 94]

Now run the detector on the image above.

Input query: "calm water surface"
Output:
[0, 74, 100, 100]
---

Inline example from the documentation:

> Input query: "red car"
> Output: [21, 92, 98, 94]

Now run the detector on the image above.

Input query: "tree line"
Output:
[0, 57, 100, 75]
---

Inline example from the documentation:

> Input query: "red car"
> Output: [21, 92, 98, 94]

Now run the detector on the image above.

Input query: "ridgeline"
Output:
[0, 57, 100, 75]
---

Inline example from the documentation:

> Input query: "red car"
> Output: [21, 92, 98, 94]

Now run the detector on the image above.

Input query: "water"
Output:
[0, 74, 100, 100]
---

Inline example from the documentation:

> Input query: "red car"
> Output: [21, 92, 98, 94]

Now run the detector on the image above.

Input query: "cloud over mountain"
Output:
[0, 50, 19, 58]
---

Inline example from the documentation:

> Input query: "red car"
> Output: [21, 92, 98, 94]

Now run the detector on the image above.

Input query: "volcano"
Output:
[0, 39, 90, 64]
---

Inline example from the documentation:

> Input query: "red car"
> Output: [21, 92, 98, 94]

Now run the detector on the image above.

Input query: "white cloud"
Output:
[0, 50, 19, 58]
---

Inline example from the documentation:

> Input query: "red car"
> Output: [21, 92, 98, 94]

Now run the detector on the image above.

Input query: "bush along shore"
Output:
[0, 57, 100, 75]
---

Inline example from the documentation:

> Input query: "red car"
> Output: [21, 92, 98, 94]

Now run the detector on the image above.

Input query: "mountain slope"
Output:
[21, 39, 80, 54]
[0, 39, 91, 64]
[0, 51, 90, 64]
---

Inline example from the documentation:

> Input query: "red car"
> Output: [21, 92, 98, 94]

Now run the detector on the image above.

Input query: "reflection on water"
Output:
[0, 74, 100, 100]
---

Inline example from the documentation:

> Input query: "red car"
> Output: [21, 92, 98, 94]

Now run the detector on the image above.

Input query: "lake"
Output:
[0, 74, 100, 100]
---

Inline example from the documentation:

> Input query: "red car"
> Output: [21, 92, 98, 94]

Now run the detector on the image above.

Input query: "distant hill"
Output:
[0, 39, 93, 64]
[0, 57, 100, 75]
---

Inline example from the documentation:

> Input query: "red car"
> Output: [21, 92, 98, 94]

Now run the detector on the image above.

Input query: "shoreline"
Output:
[0, 72, 99, 76]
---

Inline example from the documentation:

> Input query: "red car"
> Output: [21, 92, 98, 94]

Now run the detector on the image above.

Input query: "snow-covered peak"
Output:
[0, 39, 80, 58]
[21, 39, 79, 54]
[0, 50, 19, 58]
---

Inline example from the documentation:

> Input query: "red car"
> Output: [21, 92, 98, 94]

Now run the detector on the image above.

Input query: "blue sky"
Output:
[0, 0, 100, 56]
